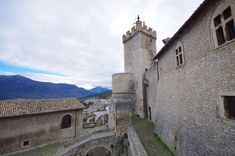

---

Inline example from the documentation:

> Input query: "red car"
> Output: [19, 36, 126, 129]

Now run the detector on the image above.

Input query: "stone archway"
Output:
[57, 130, 115, 156]
[85, 145, 111, 156]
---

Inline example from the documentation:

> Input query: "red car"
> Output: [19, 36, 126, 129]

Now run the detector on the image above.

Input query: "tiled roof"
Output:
[0, 99, 84, 118]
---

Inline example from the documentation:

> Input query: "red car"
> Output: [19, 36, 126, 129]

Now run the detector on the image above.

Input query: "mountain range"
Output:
[0, 75, 110, 100]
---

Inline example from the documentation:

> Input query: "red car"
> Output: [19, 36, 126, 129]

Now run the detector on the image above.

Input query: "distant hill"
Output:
[89, 86, 110, 94]
[0, 75, 110, 100]
[80, 90, 112, 100]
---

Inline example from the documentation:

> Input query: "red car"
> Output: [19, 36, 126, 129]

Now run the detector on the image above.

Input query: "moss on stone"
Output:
[11, 141, 66, 156]
[132, 116, 175, 156]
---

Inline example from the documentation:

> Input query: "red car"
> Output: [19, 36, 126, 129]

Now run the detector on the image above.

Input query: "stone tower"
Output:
[122, 18, 156, 118]
[112, 73, 134, 136]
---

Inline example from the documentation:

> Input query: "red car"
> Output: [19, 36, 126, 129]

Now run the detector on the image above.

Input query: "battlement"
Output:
[122, 20, 156, 43]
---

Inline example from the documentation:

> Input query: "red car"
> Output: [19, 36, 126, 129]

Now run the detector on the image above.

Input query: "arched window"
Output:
[61, 114, 72, 129]
[175, 41, 184, 67]
[211, 2, 235, 47]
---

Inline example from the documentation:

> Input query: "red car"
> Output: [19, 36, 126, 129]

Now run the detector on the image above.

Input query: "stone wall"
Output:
[155, 0, 235, 155]
[144, 63, 158, 122]
[112, 73, 134, 94]
[0, 110, 83, 155]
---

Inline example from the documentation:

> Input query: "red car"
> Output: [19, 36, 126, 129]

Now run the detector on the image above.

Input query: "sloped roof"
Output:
[154, 0, 210, 59]
[0, 98, 84, 118]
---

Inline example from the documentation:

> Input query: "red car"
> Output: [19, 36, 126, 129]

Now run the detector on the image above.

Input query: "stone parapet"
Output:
[112, 73, 134, 94]
[122, 21, 156, 43]
[127, 126, 148, 156]
[112, 93, 134, 136]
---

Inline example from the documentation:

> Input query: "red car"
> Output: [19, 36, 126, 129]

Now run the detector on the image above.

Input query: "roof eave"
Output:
[0, 107, 84, 118]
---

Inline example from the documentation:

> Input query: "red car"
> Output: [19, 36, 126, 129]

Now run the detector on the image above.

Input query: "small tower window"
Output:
[61, 114, 72, 129]
[212, 6, 235, 47]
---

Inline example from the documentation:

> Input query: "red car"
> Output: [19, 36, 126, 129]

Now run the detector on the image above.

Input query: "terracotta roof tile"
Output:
[0, 99, 84, 118]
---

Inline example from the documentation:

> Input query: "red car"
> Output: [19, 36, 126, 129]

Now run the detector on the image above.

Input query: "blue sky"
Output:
[0, 0, 204, 89]
[0, 62, 61, 76]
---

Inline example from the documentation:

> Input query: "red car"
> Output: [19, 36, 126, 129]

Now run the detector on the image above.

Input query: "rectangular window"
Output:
[213, 6, 235, 47]
[179, 54, 183, 64]
[225, 20, 235, 41]
[214, 15, 221, 27]
[148, 107, 152, 120]
[223, 7, 232, 20]
[176, 56, 179, 66]
[175, 46, 184, 67]
[224, 96, 235, 120]
[23, 140, 30, 146]
[216, 27, 226, 45]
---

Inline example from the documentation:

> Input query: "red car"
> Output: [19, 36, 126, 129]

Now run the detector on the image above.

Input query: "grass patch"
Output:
[12, 141, 66, 156]
[132, 116, 175, 156]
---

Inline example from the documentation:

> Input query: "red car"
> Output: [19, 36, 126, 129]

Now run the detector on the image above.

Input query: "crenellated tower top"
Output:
[122, 16, 157, 43]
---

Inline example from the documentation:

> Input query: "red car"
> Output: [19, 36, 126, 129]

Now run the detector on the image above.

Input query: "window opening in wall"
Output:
[23, 140, 30, 146]
[223, 96, 235, 120]
[214, 15, 221, 27]
[213, 6, 235, 46]
[174, 135, 177, 142]
[175, 45, 184, 67]
[223, 7, 232, 20]
[216, 27, 226, 45]
[148, 107, 152, 120]
[61, 114, 72, 129]
[226, 20, 235, 41]
[176, 49, 179, 66]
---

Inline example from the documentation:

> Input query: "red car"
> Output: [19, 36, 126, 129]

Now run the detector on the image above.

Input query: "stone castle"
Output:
[0, 0, 234, 155]
[113, 0, 235, 155]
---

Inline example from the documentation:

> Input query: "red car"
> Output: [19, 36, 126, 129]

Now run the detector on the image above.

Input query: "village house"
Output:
[0, 99, 84, 155]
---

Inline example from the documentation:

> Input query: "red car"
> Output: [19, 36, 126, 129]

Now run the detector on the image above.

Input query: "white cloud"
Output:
[0, 0, 204, 89]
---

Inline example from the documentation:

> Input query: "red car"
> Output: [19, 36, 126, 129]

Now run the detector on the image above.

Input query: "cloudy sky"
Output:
[0, 0, 204, 89]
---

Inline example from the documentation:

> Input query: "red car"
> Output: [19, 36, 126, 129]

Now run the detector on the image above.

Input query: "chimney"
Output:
[162, 37, 171, 45]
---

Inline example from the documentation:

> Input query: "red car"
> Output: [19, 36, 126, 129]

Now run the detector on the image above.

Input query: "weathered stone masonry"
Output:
[113, 0, 235, 155]
[153, 0, 235, 155]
